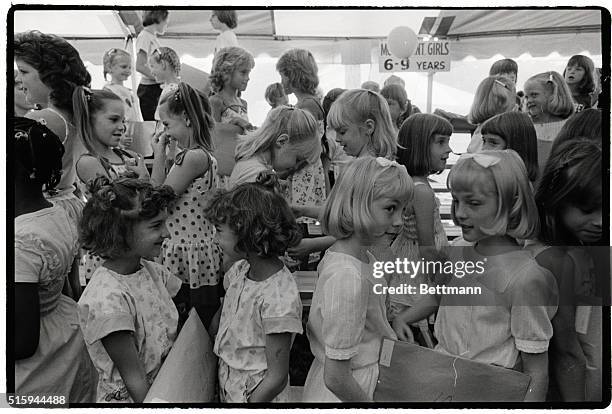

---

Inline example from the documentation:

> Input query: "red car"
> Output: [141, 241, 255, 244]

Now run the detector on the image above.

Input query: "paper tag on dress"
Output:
[379, 338, 395, 367]
[307, 223, 322, 236]
[575, 305, 591, 335]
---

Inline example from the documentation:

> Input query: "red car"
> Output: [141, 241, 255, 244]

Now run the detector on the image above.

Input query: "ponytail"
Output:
[72, 86, 96, 153]
[72, 86, 123, 156]
[158, 82, 214, 152]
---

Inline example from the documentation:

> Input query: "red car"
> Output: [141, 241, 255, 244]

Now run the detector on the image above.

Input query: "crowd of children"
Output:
[12, 16, 606, 406]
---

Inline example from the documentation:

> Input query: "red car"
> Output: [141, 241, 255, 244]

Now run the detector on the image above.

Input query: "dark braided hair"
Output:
[13, 116, 64, 193]
[204, 171, 302, 258]
[14, 30, 91, 113]
[79, 176, 176, 259]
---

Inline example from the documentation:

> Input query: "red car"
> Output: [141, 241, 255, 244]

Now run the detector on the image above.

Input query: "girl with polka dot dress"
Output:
[151, 82, 222, 328]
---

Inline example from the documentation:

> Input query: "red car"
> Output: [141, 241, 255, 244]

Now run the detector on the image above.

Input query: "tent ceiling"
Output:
[13, 10, 127, 38]
[440, 8, 601, 36]
[12, 8, 603, 62]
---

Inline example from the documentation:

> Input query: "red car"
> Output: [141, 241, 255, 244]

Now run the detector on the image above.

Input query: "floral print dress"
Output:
[78, 260, 181, 403]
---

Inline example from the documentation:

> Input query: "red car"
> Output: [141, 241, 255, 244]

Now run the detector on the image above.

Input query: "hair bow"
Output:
[459, 152, 501, 168]
[375, 157, 407, 174]
[494, 79, 510, 90]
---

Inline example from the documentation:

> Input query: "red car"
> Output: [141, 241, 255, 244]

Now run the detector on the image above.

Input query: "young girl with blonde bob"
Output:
[393, 150, 558, 402]
[205, 173, 303, 402]
[78, 177, 180, 403]
[466, 75, 517, 153]
[303, 157, 413, 402]
[229, 105, 320, 189]
[480, 111, 539, 183]
[210, 46, 255, 132]
[151, 82, 222, 327]
[524, 71, 575, 169]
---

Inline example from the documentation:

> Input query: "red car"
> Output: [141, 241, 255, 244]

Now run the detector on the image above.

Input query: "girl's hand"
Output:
[120, 133, 133, 149]
[151, 129, 169, 156]
[126, 154, 150, 180]
[228, 117, 253, 131]
[392, 318, 415, 343]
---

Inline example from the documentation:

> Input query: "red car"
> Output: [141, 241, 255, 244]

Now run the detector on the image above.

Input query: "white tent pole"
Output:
[113, 10, 140, 93]
[426, 71, 435, 113]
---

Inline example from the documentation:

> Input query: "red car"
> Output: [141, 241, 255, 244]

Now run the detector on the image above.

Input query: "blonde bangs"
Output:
[326, 98, 352, 131]
[372, 165, 413, 206]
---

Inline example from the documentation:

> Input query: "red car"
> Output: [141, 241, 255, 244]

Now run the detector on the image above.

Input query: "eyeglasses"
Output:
[459, 152, 501, 168]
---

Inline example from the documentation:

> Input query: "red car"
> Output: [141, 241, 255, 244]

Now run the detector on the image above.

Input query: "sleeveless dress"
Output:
[217, 95, 250, 190]
[36, 107, 86, 226]
[387, 181, 448, 337]
[159, 148, 222, 290]
[291, 97, 327, 225]
[15, 204, 97, 402]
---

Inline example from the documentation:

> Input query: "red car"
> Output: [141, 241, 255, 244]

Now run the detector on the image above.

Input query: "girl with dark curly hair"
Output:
[77, 176, 179, 403]
[13, 116, 97, 402]
[204, 172, 303, 402]
[14, 30, 92, 225]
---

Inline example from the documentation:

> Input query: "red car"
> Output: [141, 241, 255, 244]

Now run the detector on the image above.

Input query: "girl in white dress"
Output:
[303, 157, 414, 401]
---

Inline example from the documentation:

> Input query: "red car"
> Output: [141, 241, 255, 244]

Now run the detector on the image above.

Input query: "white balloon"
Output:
[387, 26, 419, 59]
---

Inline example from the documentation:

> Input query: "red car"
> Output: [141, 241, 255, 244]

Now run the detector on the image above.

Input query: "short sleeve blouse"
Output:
[77, 260, 181, 402]
[214, 260, 303, 372]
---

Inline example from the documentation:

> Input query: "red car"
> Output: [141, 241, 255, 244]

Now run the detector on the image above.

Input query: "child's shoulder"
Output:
[499, 250, 556, 293]
[319, 251, 366, 279]
[174, 146, 211, 168]
[226, 259, 250, 279]
[209, 93, 224, 105]
[413, 180, 434, 196]
[296, 98, 324, 119]
[79, 266, 126, 301]
[26, 109, 67, 137]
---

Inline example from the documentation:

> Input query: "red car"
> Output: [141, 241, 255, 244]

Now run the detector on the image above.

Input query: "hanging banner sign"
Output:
[379, 40, 451, 72]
